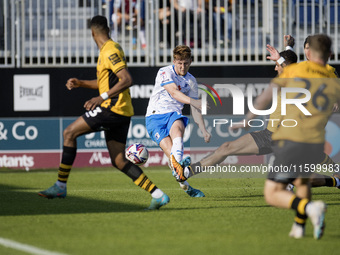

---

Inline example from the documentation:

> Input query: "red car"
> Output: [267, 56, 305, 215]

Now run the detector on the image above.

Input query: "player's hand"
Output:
[284, 35, 295, 48]
[203, 131, 211, 143]
[84, 96, 104, 111]
[333, 103, 339, 112]
[66, 78, 81, 90]
[266, 44, 280, 62]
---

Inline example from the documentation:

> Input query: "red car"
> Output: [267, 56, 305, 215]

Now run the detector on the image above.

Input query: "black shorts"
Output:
[268, 140, 325, 184]
[249, 129, 273, 155]
[82, 106, 131, 144]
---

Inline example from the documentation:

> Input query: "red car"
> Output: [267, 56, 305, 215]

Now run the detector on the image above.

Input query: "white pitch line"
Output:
[0, 237, 68, 255]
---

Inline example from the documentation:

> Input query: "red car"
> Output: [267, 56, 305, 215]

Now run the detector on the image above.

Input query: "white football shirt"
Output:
[146, 65, 198, 117]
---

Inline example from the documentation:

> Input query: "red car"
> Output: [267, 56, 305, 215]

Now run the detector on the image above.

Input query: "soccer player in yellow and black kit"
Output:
[39, 15, 169, 210]
[304, 35, 339, 77]
[244, 34, 340, 239]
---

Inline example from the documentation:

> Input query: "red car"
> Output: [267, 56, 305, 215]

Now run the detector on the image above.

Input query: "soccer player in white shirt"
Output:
[146, 45, 211, 197]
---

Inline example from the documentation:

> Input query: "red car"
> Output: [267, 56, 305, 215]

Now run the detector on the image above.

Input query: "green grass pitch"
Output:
[0, 167, 339, 255]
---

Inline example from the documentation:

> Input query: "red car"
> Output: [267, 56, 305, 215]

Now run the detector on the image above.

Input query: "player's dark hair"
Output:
[173, 45, 192, 60]
[309, 34, 332, 62]
[304, 35, 311, 49]
[279, 50, 297, 65]
[90, 15, 110, 35]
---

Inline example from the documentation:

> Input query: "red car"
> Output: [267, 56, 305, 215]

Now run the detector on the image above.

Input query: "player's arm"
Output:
[84, 68, 132, 111]
[106, 68, 133, 98]
[66, 78, 98, 90]
[163, 82, 202, 110]
[191, 105, 211, 143]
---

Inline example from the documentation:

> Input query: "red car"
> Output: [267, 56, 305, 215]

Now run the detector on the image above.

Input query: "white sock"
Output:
[171, 137, 183, 162]
[56, 181, 66, 189]
[151, 188, 164, 199]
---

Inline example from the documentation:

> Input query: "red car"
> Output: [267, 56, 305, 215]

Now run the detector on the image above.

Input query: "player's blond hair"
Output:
[173, 45, 192, 60]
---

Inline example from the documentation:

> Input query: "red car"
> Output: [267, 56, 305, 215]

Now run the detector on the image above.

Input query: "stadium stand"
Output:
[0, 0, 339, 68]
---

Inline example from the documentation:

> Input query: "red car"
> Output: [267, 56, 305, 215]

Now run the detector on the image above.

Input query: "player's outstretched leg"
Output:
[38, 183, 67, 199]
[306, 201, 327, 240]
[146, 193, 170, 210]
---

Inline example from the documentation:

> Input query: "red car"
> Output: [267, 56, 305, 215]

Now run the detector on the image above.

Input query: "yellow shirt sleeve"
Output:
[106, 51, 126, 74]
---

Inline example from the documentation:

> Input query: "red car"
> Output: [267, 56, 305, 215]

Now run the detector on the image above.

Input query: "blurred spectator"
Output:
[111, 0, 143, 29]
[103, 0, 115, 27]
[171, 0, 204, 47]
[158, 0, 172, 48]
[213, 0, 233, 46]
[111, 0, 146, 48]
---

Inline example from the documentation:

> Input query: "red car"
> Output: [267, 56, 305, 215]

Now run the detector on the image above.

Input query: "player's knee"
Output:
[63, 127, 77, 141]
[217, 142, 233, 157]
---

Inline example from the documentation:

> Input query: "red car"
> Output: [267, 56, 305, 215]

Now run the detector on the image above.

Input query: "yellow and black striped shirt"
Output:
[97, 39, 134, 117]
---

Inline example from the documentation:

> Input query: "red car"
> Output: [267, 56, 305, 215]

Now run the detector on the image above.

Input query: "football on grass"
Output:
[125, 143, 149, 165]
